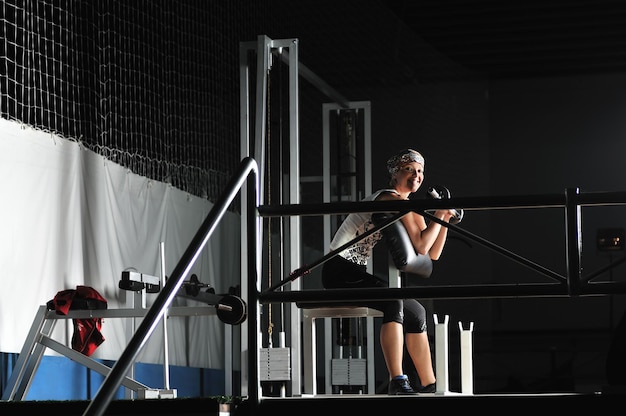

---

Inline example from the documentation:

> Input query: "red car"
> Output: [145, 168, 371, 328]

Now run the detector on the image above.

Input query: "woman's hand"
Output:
[435, 209, 457, 223]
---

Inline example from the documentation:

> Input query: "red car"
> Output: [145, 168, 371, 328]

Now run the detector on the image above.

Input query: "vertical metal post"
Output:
[565, 187, 582, 295]
[159, 242, 170, 391]
[434, 314, 449, 394]
[366, 316, 376, 394]
[239, 38, 254, 398]
[324, 318, 333, 394]
[254, 35, 270, 202]
[286, 37, 303, 398]
[301, 312, 317, 395]
[459, 321, 474, 395]
[246, 166, 261, 408]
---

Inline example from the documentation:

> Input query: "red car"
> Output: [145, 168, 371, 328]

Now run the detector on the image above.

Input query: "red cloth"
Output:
[48, 285, 107, 356]
[71, 316, 105, 356]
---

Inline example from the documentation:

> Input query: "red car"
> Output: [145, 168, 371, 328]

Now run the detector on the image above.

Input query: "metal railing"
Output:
[245, 187, 626, 405]
[258, 187, 626, 304]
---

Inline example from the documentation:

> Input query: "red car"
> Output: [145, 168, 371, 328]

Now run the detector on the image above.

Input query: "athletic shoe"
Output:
[388, 375, 417, 395]
[417, 382, 436, 393]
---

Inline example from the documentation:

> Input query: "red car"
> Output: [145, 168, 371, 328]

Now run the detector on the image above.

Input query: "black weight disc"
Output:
[216, 295, 247, 325]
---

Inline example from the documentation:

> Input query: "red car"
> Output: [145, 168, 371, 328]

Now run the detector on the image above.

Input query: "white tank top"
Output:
[329, 189, 399, 265]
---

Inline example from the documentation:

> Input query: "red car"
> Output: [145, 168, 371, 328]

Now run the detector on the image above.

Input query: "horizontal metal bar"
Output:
[44, 306, 217, 320]
[258, 281, 626, 303]
[576, 190, 626, 206]
[257, 190, 626, 217]
[257, 194, 566, 217]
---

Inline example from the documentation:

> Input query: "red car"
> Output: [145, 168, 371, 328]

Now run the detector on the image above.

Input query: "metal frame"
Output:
[320, 101, 376, 395]
[239, 35, 353, 398]
[301, 306, 382, 395]
[258, 189, 626, 306]
[239, 35, 302, 398]
[3, 300, 219, 401]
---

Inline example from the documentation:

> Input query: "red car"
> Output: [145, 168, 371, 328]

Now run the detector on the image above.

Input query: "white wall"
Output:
[0, 118, 242, 369]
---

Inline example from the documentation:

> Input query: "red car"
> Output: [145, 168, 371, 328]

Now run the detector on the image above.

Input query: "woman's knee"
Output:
[381, 299, 403, 324]
[403, 299, 427, 333]
[405, 319, 427, 333]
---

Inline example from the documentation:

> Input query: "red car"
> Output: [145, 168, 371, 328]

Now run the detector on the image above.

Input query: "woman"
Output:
[321, 148, 455, 395]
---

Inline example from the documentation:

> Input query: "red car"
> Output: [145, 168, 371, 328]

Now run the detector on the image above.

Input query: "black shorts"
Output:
[321, 256, 426, 332]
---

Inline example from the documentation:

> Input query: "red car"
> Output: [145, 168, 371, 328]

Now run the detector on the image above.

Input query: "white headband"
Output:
[386, 149, 425, 175]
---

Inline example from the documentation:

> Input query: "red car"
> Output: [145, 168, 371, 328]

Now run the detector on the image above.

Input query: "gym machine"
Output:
[3, 269, 246, 401]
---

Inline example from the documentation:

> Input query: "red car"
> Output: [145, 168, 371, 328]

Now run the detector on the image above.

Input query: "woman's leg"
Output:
[322, 256, 406, 384]
[380, 321, 404, 378]
[405, 331, 436, 386]
[403, 299, 436, 387]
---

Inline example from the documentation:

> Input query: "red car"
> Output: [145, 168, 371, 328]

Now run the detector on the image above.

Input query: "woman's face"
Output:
[394, 161, 424, 193]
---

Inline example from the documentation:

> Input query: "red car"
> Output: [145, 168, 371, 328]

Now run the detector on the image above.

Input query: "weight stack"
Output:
[259, 347, 291, 381]
[331, 358, 366, 386]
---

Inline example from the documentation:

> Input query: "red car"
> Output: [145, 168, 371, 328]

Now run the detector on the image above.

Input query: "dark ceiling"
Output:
[276, 0, 626, 88]
[386, 0, 626, 80]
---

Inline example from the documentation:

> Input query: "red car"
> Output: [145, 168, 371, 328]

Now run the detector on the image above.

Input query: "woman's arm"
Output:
[403, 210, 452, 259]
[377, 192, 454, 259]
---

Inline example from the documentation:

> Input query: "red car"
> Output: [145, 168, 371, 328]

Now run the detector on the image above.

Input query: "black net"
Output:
[0, 0, 265, 201]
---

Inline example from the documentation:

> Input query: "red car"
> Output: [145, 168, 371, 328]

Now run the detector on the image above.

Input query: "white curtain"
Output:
[0, 118, 241, 369]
